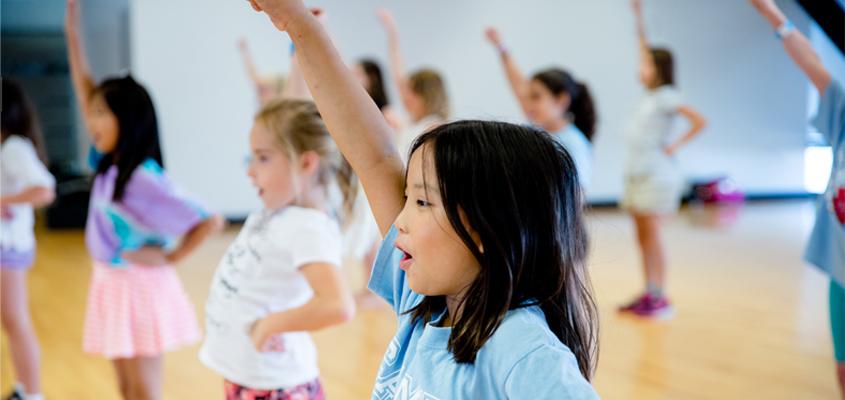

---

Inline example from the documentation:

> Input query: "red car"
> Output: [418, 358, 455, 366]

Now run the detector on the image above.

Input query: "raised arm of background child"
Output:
[250, 0, 405, 236]
[485, 27, 532, 118]
[237, 38, 267, 103]
[280, 8, 325, 100]
[64, 0, 97, 132]
[377, 9, 416, 118]
[748, 0, 831, 94]
[631, 0, 656, 81]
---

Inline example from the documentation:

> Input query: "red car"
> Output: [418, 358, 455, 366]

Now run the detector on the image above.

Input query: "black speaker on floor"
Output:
[45, 165, 91, 229]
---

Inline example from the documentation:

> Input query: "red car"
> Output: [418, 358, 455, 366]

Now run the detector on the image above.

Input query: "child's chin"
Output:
[406, 278, 434, 296]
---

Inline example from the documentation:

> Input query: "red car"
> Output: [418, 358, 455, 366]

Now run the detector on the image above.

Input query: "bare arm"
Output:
[280, 8, 325, 100]
[121, 215, 225, 266]
[238, 39, 277, 105]
[252, 0, 405, 236]
[749, 0, 831, 94]
[631, 0, 655, 74]
[238, 39, 264, 89]
[665, 105, 707, 155]
[485, 27, 531, 116]
[280, 49, 311, 99]
[0, 187, 55, 209]
[64, 0, 97, 128]
[377, 9, 416, 115]
[165, 215, 224, 264]
[251, 262, 355, 349]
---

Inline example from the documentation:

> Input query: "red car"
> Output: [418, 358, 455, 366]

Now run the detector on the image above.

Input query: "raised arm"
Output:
[749, 0, 831, 94]
[250, 0, 405, 236]
[484, 27, 531, 117]
[238, 38, 279, 105]
[377, 9, 416, 116]
[238, 39, 264, 90]
[64, 0, 97, 128]
[280, 50, 310, 99]
[280, 8, 325, 100]
[631, 0, 656, 75]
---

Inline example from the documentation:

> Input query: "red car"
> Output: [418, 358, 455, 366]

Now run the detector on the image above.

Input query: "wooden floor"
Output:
[1, 201, 839, 399]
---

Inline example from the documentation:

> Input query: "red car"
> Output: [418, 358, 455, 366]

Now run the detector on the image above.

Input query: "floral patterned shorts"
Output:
[224, 379, 324, 400]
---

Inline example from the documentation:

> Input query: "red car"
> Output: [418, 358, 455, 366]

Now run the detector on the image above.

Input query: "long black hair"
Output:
[358, 59, 390, 111]
[1, 79, 48, 163]
[532, 68, 597, 142]
[407, 120, 598, 380]
[91, 75, 163, 201]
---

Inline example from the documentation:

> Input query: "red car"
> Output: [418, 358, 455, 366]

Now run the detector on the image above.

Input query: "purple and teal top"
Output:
[85, 152, 209, 267]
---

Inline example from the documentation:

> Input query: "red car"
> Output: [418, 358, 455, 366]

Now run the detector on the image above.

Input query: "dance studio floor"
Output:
[1, 200, 838, 399]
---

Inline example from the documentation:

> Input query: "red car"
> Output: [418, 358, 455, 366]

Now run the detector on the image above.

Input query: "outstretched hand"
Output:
[631, 0, 642, 15]
[246, 0, 312, 32]
[376, 8, 397, 30]
[484, 27, 503, 47]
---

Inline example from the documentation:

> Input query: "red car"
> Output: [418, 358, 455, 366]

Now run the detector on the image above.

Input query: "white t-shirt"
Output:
[199, 206, 343, 390]
[1, 136, 55, 252]
[625, 86, 683, 176]
[550, 124, 593, 192]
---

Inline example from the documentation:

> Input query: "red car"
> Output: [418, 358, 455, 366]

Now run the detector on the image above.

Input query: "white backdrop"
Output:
[131, 0, 819, 217]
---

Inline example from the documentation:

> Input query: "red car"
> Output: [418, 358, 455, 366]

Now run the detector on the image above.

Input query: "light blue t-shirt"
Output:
[551, 124, 593, 192]
[368, 226, 599, 399]
[805, 79, 845, 288]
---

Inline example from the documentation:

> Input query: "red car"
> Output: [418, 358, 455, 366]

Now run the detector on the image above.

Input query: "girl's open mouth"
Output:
[397, 245, 414, 271]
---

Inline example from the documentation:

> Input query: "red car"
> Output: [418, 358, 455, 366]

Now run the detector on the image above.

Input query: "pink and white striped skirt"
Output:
[83, 262, 200, 359]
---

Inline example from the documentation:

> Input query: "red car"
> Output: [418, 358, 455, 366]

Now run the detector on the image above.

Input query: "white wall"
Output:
[131, 0, 819, 217]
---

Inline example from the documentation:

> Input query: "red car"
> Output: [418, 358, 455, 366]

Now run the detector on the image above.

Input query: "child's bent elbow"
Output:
[336, 298, 356, 323]
[207, 214, 226, 233]
[38, 187, 56, 208]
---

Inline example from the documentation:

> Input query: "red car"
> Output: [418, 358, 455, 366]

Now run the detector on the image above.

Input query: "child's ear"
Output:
[298, 151, 321, 176]
[556, 92, 572, 111]
[459, 210, 485, 254]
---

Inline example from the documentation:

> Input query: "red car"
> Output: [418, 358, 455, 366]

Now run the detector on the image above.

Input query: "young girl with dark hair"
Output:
[1, 79, 55, 400]
[485, 27, 597, 190]
[246, 0, 600, 397]
[66, 1, 223, 398]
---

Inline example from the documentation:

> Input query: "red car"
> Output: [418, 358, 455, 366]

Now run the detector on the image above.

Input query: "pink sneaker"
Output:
[618, 293, 650, 313]
[619, 293, 675, 320]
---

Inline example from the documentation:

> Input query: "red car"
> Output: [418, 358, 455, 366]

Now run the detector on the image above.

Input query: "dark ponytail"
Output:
[532, 69, 597, 142]
[569, 82, 596, 142]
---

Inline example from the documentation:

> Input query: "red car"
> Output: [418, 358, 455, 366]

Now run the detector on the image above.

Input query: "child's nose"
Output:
[394, 201, 410, 234]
